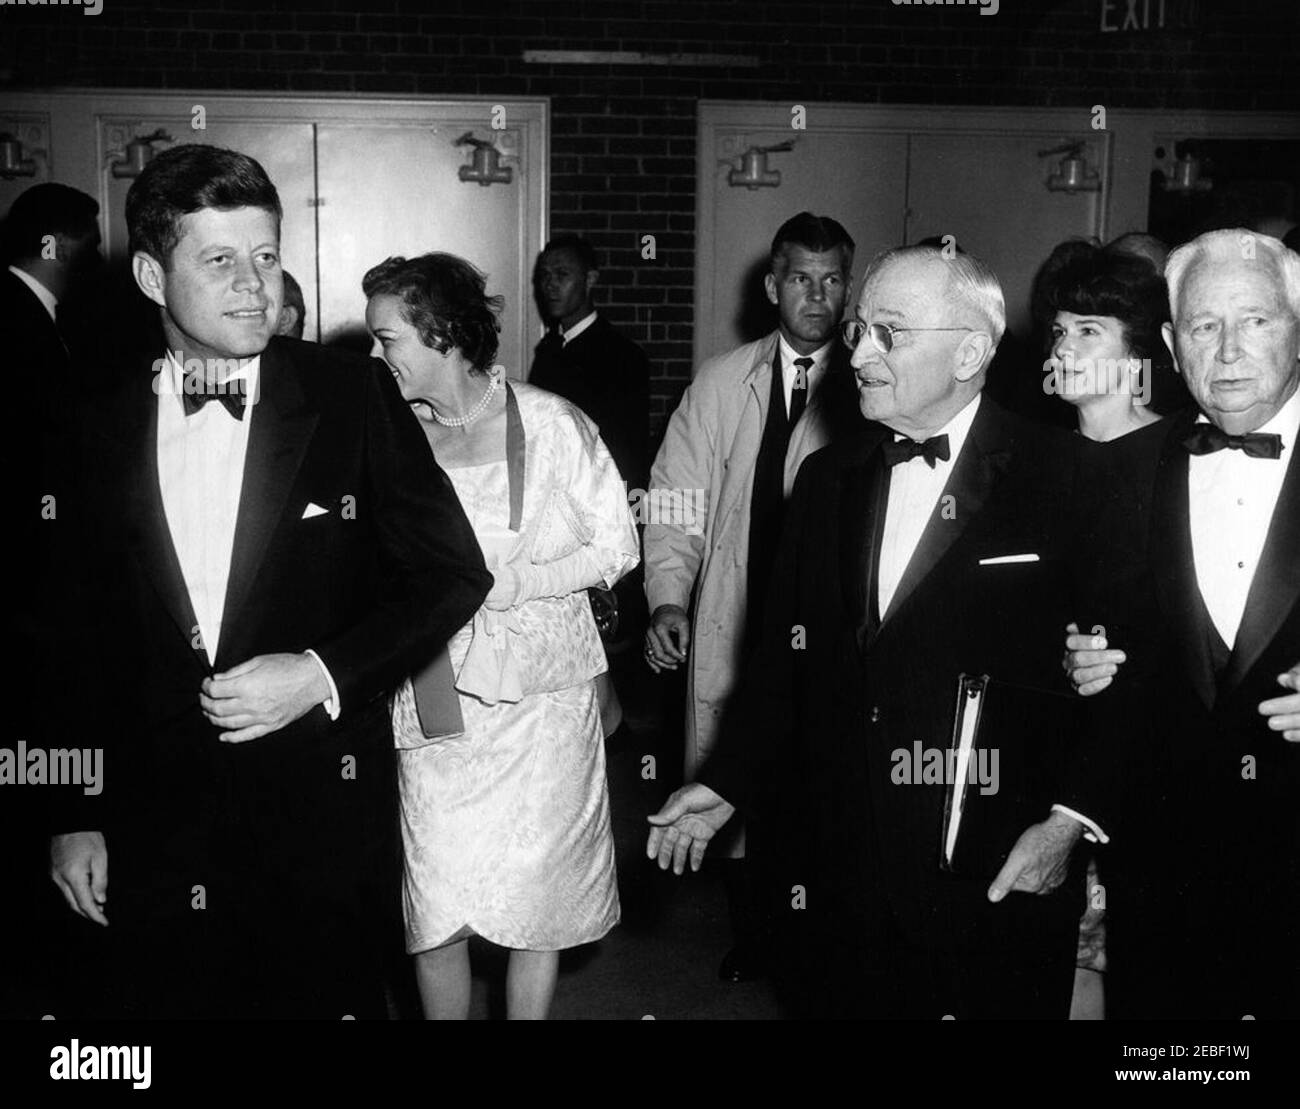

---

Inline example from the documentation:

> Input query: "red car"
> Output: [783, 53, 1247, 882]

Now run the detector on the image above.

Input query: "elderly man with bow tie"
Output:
[1065, 228, 1299, 1019]
[647, 243, 1110, 1018]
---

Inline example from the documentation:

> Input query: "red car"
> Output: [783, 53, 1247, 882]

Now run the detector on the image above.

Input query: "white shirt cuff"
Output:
[304, 649, 341, 721]
[1051, 803, 1108, 844]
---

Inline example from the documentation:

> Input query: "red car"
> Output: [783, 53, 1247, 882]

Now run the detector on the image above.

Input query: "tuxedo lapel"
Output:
[217, 343, 318, 665]
[122, 366, 203, 664]
[1221, 443, 1300, 696]
[1150, 429, 1217, 710]
[880, 398, 1010, 628]
[842, 427, 888, 651]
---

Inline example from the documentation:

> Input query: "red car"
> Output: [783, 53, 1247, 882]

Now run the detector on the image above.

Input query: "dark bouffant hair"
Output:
[362, 252, 504, 372]
[126, 144, 282, 265]
[1040, 241, 1171, 371]
[770, 211, 855, 270]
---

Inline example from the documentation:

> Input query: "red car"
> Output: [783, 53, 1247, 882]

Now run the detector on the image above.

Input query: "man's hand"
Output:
[1063, 621, 1126, 696]
[1259, 663, 1300, 742]
[646, 783, 735, 874]
[987, 811, 1082, 902]
[200, 652, 330, 743]
[645, 603, 690, 673]
[50, 831, 108, 926]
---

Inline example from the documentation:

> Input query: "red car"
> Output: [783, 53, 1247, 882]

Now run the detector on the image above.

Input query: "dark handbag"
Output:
[588, 585, 619, 642]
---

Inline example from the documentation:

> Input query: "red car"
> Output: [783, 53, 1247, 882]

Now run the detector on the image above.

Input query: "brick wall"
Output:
[6, 0, 1297, 431]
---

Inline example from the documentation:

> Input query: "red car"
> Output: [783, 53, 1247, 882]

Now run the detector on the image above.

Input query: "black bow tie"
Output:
[1181, 423, 1283, 460]
[882, 434, 951, 469]
[181, 381, 248, 421]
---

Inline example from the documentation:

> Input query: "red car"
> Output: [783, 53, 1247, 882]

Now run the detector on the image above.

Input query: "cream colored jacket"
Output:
[645, 331, 842, 790]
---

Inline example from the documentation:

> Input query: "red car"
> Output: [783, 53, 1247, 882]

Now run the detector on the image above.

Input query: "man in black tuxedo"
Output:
[530, 234, 649, 490]
[1, 183, 101, 1017]
[1067, 229, 1299, 1019]
[47, 144, 491, 1019]
[648, 244, 1103, 1018]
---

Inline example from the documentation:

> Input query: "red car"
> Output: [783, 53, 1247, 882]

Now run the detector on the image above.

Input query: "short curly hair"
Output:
[362, 252, 504, 372]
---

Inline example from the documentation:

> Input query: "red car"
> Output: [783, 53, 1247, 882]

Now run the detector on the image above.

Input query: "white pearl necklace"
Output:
[431, 369, 501, 428]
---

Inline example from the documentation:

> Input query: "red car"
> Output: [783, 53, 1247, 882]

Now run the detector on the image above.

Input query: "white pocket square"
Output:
[979, 553, 1039, 565]
[302, 502, 329, 519]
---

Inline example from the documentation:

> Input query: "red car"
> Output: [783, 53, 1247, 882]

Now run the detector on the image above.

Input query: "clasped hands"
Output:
[645, 784, 1080, 902]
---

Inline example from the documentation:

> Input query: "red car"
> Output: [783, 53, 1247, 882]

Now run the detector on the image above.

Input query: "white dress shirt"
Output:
[1188, 385, 1300, 648]
[156, 353, 339, 717]
[776, 334, 832, 418]
[8, 264, 58, 323]
[877, 394, 981, 618]
[560, 310, 598, 346]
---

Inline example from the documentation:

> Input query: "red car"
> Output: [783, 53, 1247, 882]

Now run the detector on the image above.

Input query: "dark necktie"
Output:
[181, 382, 247, 421]
[1181, 423, 1282, 460]
[788, 356, 813, 429]
[536, 329, 563, 358]
[745, 347, 798, 649]
[882, 434, 950, 469]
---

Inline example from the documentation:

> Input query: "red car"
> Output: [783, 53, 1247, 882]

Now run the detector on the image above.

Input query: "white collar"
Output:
[777, 334, 832, 374]
[892, 392, 983, 456]
[159, 350, 262, 410]
[561, 311, 599, 345]
[8, 265, 58, 324]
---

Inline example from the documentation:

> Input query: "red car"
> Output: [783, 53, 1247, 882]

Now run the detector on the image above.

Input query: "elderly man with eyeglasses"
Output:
[647, 243, 1108, 1019]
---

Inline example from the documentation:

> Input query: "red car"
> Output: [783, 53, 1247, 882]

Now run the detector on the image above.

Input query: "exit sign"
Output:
[1100, 0, 1200, 32]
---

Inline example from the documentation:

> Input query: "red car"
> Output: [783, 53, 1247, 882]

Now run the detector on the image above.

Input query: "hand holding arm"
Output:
[1063, 621, 1127, 696]
[1258, 663, 1300, 742]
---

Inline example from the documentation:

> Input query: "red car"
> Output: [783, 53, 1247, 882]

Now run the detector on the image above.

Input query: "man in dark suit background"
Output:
[648, 244, 1103, 1018]
[47, 144, 491, 1019]
[2, 182, 101, 383]
[1066, 228, 1298, 1018]
[530, 235, 650, 491]
[530, 234, 652, 740]
[0, 183, 101, 1017]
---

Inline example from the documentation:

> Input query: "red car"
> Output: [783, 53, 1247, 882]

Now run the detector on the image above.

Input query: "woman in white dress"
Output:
[363, 252, 638, 1019]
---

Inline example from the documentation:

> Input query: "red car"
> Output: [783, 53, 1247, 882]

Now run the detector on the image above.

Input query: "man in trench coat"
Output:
[643, 212, 859, 979]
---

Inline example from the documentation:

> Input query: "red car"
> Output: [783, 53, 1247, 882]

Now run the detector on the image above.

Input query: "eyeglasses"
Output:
[840, 319, 976, 354]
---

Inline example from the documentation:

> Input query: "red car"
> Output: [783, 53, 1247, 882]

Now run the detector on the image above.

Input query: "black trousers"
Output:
[796, 896, 1078, 1020]
[1105, 855, 1298, 1020]
[78, 822, 397, 1020]
[766, 843, 1082, 1020]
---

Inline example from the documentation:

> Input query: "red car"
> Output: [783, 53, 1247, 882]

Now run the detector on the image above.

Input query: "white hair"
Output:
[864, 244, 1007, 347]
[1165, 228, 1300, 320]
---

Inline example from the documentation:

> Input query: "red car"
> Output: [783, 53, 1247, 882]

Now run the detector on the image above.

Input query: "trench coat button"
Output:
[869, 705, 882, 723]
